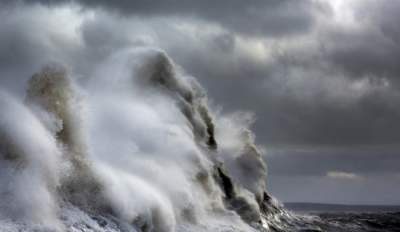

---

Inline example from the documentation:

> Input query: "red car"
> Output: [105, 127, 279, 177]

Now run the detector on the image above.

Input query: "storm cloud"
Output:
[7, 0, 321, 37]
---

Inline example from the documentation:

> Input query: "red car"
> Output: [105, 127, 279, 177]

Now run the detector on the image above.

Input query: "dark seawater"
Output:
[283, 203, 400, 232]
[314, 212, 400, 232]
[285, 211, 400, 232]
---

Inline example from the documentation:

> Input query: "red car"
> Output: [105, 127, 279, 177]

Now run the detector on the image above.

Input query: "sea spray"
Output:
[26, 64, 108, 214]
[0, 91, 63, 230]
[0, 47, 290, 232]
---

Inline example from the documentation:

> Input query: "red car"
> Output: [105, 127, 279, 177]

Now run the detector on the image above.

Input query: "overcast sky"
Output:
[1, 0, 399, 205]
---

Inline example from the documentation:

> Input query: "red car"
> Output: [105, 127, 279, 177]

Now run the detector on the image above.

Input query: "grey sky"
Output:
[0, 0, 399, 204]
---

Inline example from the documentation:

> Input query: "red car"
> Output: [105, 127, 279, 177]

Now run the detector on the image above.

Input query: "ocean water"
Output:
[315, 212, 400, 232]
[283, 203, 400, 232]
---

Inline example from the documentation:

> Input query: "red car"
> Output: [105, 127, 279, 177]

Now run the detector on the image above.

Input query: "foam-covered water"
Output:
[0, 47, 296, 231]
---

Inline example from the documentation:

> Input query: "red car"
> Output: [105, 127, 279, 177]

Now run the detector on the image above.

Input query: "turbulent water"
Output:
[0, 47, 398, 232]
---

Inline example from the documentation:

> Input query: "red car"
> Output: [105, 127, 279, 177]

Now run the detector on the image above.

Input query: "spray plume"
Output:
[0, 47, 290, 232]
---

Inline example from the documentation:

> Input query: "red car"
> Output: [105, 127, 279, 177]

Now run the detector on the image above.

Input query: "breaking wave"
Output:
[0, 47, 295, 232]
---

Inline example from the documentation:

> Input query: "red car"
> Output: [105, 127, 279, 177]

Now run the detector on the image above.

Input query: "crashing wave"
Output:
[0, 47, 294, 231]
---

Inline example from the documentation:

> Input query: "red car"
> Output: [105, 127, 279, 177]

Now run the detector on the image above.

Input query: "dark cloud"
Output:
[6, 0, 322, 37]
[1, 0, 399, 146]
[166, 0, 400, 147]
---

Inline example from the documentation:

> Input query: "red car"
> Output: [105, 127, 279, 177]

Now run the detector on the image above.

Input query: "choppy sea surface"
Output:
[314, 211, 400, 232]
[284, 203, 400, 232]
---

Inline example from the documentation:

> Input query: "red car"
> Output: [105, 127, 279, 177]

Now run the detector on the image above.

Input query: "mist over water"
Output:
[0, 47, 291, 231]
